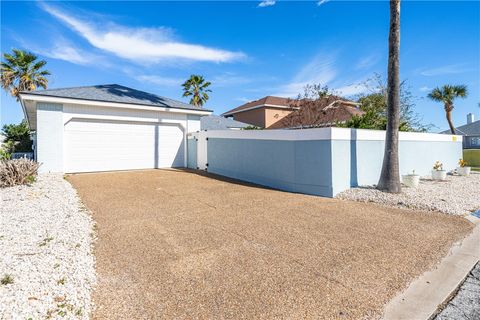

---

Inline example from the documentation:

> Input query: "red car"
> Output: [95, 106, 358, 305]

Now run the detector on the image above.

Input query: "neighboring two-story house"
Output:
[222, 95, 363, 129]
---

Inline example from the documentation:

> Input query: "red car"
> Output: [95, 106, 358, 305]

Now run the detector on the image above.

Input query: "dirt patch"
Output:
[67, 169, 473, 319]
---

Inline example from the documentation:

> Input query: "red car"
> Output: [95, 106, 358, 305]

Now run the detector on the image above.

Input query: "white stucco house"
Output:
[19, 84, 212, 173]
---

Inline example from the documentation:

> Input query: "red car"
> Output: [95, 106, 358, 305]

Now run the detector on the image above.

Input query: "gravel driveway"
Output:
[0, 174, 96, 319]
[338, 172, 480, 215]
[67, 169, 473, 319]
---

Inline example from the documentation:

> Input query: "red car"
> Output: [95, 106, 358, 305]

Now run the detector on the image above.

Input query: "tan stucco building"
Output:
[222, 95, 363, 129]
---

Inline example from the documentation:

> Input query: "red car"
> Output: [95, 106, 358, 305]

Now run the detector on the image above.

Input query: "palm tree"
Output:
[428, 85, 468, 134]
[1, 49, 50, 100]
[377, 0, 401, 193]
[182, 75, 211, 107]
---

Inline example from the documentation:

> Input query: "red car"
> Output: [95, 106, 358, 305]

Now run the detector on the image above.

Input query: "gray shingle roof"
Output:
[201, 115, 250, 130]
[440, 120, 480, 136]
[22, 84, 212, 112]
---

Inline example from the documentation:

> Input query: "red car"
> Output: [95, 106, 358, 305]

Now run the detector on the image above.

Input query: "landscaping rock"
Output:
[337, 172, 480, 215]
[434, 262, 480, 320]
[0, 174, 96, 319]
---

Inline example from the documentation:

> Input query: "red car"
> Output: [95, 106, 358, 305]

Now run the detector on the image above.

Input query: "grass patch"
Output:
[463, 149, 480, 167]
[1, 274, 14, 285]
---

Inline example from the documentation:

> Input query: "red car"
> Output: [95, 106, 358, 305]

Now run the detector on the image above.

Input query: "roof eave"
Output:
[19, 93, 213, 115]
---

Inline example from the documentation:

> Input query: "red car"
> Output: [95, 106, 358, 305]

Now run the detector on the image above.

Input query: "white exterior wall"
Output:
[35, 102, 202, 173]
[187, 115, 202, 133]
[37, 103, 64, 173]
[188, 128, 463, 197]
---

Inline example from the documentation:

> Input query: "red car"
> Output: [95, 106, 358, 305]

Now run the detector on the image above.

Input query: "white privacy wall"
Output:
[35, 102, 202, 173]
[188, 128, 463, 197]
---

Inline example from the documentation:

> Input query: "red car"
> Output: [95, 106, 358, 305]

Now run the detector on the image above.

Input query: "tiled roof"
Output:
[269, 96, 364, 129]
[200, 115, 250, 130]
[222, 96, 292, 115]
[222, 95, 358, 116]
[21, 84, 211, 111]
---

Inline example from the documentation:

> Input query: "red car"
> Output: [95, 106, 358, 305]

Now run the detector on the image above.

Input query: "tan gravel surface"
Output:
[67, 169, 474, 320]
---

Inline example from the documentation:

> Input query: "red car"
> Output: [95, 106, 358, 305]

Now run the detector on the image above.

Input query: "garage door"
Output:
[64, 119, 184, 173]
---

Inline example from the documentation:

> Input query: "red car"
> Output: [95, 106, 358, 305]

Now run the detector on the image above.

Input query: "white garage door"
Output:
[64, 119, 184, 173]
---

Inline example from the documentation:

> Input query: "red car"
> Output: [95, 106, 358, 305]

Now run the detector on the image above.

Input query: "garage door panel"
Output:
[64, 119, 184, 173]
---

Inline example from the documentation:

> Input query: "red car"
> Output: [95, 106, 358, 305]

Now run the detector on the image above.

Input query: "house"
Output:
[222, 95, 363, 129]
[18, 84, 212, 173]
[200, 115, 250, 130]
[440, 113, 480, 149]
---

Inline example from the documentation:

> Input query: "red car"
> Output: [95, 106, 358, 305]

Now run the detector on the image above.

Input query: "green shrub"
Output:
[0, 158, 41, 188]
[1, 120, 33, 153]
[0, 149, 11, 160]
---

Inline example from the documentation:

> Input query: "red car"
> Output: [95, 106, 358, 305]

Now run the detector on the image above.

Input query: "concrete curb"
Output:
[383, 215, 480, 320]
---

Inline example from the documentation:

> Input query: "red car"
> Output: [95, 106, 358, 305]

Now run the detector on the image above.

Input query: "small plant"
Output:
[458, 159, 468, 167]
[1, 274, 14, 285]
[39, 236, 54, 247]
[75, 308, 83, 317]
[0, 158, 41, 188]
[57, 277, 66, 285]
[433, 161, 443, 171]
[25, 174, 36, 184]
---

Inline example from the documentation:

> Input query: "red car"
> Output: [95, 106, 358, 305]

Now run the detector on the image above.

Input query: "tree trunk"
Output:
[377, 0, 402, 193]
[445, 104, 456, 134]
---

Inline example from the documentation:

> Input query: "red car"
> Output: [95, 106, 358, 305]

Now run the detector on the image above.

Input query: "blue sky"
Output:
[1, 0, 479, 131]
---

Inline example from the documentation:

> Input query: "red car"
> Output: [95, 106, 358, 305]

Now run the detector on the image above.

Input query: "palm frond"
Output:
[1, 49, 50, 99]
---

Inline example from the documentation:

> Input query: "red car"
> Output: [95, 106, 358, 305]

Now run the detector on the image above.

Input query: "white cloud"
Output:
[355, 53, 381, 70]
[419, 64, 473, 76]
[235, 97, 251, 103]
[17, 36, 104, 66]
[419, 86, 431, 92]
[135, 75, 182, 87]
[274, 53, 337, 97]
[317, 0, 331, 6]
[39, 3, 245, 64]
[212, 73, 252, 87]
[258, 1, 276, 7]
[335, 82, 369, 96]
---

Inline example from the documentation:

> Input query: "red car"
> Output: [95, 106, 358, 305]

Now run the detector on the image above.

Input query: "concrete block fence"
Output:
[187, 128, 462, 197]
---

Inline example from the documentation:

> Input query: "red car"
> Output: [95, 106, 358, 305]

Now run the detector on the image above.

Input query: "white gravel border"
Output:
[0, 174, 96, 319]
[337, 172, 480, 216]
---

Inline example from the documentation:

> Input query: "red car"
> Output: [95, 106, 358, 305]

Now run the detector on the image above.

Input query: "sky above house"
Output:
[1, 0, 479, 132]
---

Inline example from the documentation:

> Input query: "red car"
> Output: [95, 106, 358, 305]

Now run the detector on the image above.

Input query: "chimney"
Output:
[467, 113, 474, 124]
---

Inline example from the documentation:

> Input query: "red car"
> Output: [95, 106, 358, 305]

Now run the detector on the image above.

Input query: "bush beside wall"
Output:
[0, 159, 41, 188]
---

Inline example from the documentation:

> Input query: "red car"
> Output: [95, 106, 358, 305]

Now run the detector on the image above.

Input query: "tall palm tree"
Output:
[377, 0, 401, 193]
[428, 85, 468, 134]
[1, 49, 50, 100]
[182, 75, 211, 107]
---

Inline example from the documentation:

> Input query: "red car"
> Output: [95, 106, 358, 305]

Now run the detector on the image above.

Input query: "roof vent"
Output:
[467, 113, 474, 124]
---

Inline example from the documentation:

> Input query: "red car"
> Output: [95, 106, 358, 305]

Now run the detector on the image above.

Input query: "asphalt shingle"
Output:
[22, 84, 211, 111]
[200, 115, 250, 130]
